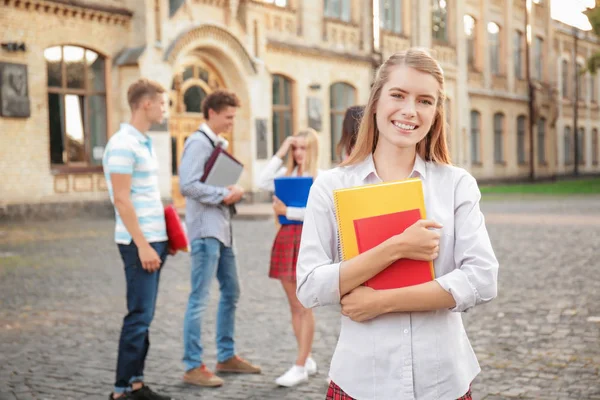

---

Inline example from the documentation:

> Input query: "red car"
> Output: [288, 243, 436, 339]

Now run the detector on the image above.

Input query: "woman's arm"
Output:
[257, 156, 286, 192]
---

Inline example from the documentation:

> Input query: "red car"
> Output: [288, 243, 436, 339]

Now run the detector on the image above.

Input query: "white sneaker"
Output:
[305, 357, 318, 376]
[275, 365, 309, 387]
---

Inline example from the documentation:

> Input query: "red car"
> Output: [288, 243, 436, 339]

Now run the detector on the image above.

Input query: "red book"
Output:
[353, 209, 434, 290]
[164, 205, 189, 252]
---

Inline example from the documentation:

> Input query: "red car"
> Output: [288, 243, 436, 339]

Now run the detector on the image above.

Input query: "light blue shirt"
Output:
[296, 154, 499, 400]
[102, 123, 167, 244]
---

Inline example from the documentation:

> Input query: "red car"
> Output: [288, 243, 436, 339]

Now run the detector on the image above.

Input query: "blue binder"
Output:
[274, 176, 314, 225]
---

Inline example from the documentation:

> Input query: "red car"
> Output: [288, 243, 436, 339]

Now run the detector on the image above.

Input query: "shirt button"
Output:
[404, 329, 409, 334]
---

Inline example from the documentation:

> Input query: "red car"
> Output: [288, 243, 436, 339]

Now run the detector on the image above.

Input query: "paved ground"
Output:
[0, 196, 599, 400]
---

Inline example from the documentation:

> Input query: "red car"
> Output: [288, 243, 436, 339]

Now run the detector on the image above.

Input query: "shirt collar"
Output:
[199, 123, 229, 150]
[354, 153, 428, 181]
[199, 123, 218, 143]
[122, 123, 150, 144]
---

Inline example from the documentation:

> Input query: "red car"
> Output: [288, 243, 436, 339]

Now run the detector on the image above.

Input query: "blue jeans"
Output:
[183, 237, 240, 372]
[114, 241, 168, 394]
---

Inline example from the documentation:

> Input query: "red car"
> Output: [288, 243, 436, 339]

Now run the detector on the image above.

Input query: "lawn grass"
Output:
[479, 177, 600, 195]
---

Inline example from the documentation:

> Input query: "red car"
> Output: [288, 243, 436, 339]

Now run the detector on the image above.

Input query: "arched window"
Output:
[493, 112, 504, 163]
[464, 15, 476, 67]
[577, 127, 585, 165]
[45, 45, 107, 167]
[593, 128, 599, 165]
[432, 0, 448, 42]
[183, 85, 207, 113]
[564, 126, 572, 165]
[330, 82, 356, 161]
[272, 74, 294, 154]
[537, 117, 546, 164]
[470, 110, 481, 164]
[517, 115, 526, 165]
[488, 22, 501, 76]
[562, 59, 569, 98]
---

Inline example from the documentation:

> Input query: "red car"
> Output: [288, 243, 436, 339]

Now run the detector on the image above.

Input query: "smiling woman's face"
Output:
[375, 65, 440, 150]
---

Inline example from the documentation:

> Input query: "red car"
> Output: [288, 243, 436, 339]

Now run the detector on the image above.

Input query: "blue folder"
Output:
[274, 176, 314, 225]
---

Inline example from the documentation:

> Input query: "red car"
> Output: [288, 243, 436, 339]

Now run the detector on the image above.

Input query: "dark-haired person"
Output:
[336, 105, 365, 161]
[179, 90, 261, 388]
[102, 78, 173, 400]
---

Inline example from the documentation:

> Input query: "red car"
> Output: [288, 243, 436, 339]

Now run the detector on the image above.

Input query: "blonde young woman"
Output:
[296, 48, 499, 400]
[258, 128, 322, 387]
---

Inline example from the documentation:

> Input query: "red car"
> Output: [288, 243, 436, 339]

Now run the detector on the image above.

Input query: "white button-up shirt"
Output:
[296, 154, 499, 400]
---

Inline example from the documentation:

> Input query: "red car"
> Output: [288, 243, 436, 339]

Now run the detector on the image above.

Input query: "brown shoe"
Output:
[215, 355, 261, 374]
[183, 365, 224, 387]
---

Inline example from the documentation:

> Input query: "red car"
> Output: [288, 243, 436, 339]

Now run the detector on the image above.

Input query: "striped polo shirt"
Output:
[102, 123, 167, 244]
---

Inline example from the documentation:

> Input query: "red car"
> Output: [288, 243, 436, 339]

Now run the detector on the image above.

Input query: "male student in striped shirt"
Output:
[102, 79, 173, 400]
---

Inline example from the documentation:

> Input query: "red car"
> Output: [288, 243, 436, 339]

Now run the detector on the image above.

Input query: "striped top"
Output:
[102, 123, 167, 244]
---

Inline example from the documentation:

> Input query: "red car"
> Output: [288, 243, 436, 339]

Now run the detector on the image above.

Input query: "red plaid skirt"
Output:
[269, 224, 303, 281]
[326, 381, 472, 400]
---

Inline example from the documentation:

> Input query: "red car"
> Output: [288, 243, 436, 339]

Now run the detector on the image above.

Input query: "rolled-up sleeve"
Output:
[296, 175, 341, 308]
[179, 137, 229, 205]
[436, 173, 499, 313]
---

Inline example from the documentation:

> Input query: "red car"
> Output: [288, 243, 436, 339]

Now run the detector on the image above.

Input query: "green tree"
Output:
[584, 5, 600, 73]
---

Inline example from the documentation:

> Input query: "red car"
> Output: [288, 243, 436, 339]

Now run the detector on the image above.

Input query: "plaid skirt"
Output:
[326, 380, 472, 400]
[269, 224, 303, 281]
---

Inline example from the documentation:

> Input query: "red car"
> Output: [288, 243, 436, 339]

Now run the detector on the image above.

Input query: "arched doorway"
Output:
[169, 58, 232, 208]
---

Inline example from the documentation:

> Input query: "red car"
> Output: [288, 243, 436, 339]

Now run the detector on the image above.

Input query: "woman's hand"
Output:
[275, 136, 296, 159]
[390, 219, 443, 261]
[341, 286, 384, 322]
[272, 195, 287, 216]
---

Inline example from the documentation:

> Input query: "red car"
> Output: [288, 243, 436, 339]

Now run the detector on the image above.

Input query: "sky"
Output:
[551, 0, 594, 30]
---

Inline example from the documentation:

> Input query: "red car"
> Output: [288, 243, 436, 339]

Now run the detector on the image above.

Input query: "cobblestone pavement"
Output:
[0, 196, 599, 400]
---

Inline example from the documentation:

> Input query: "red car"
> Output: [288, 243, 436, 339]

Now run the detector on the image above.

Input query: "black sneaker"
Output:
[130, 385, 172, 400]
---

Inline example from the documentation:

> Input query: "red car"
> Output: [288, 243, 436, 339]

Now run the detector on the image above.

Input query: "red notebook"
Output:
[353, 209, 434, 290]
[164, 205, 189, 252]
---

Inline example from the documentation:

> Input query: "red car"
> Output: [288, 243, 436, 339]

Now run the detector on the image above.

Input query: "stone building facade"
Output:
[1, 0, 599, 214]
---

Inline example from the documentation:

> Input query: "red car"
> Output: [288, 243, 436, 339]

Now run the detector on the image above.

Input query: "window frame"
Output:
[46, 45, 108, 173]
[514, 30, 524, 80]
[517, 115, 527, 165]
[272, 74, 295, 156]
[470, 110, 481, 165]
[329, 82, 357, 162]
[432, 0, 449, 43]
[380, 0, 402, 34]
[537, 117, 546, 165]
[493, 112, 505, 164]
[324, 0, 351, 22]
[488, 22, 501, 76]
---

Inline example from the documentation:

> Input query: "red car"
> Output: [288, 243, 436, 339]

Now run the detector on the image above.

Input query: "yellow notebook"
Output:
[333, 178, 435, 289]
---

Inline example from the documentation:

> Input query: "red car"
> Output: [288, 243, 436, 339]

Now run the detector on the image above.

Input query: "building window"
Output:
[183, 85, 207, 113]
[577, 63, 585, 100]
[534, 36, 543, 81]
[514, 31, 523, 79]
[562, 59, 569, 98]
[272, 74, 294, 155]
[493, 113, 504, 163]
[564, 126, 572, 165]
[537, 117, 546, 164]
[470, 110, 481, 164]
[577, 127, 585, 165]
[262, 0, 287, 6]
[330, 82, 356, 161]
[591, 74, 596, 103]
[464, 15, 476, 67]
[432, 0, 448, 42]
[45, 45, 107, 167]
[380, 0, 402, 34]
[517, 115, 526, 165]
[593, 128, 599, 165]
[325, 0, 351, 22]
[488, 22, 501, 76]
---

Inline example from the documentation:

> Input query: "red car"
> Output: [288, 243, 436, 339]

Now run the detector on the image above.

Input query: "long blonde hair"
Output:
[342, 48, 451, 166]
[285, 128, 320, 178]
